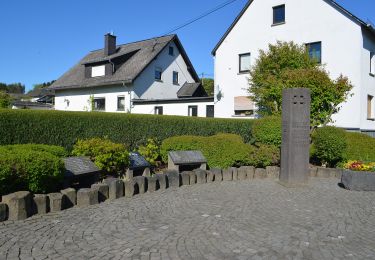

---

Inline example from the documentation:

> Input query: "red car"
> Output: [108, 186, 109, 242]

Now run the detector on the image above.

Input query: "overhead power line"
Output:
[162, 0, 240, 35]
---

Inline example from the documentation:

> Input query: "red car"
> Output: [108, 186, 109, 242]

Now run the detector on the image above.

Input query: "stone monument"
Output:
[279, 88, 311, 187]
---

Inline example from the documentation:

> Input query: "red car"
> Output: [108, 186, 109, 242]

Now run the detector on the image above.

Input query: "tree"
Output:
[31, 80, 56, 91]
[0, 82, 25, 94]
[0, 91, 11, 108]
[201, 78, 214, 96]
[248, 41, 353, 131]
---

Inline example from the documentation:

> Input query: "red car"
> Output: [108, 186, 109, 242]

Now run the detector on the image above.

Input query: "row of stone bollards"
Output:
[0, 165, 341, 222]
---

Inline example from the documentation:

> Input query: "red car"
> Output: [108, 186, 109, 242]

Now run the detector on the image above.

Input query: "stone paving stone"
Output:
[146, 176, 157, 193]
[223, 168, 233, 181]
[134, 176, 146, 194]
[91, 183, 109, 202]
[0, 202, 7, 221]
[194, 169, 206, 184]
[77, 189, 98, 207]
[103, 178, 124, 200]
[48, 193, 64, 213]
[266, 166, 280, 179]
[254, 168, 267, 179]
[32, 194, 48, 215]
[210, 168, 222, 182]
[60, 188, 77, 208]
[165, 170, 179, 188]
[2, 191, 32, 220]
[180, 172, 191, 186]
[155, 174, 167, 190]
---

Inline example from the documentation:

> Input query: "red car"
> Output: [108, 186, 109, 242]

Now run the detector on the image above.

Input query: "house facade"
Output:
[212, 0, 375, 133]
[50, 34, 214, 117]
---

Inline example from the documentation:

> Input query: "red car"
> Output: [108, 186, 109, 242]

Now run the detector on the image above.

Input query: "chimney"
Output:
[104, 33, 116, 56]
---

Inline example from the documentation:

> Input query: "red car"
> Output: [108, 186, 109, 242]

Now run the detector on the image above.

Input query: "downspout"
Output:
[122, 81, 133, 113]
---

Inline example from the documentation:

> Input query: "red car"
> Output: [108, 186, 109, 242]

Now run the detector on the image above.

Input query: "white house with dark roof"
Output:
[212, 0, 375, 134]
[50, 34, 214, 117]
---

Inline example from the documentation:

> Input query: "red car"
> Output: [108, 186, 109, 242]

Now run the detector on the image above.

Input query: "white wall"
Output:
[132, 41, 195, 100]
[132, 101, 214, 117]
[214, 0, 367, 130]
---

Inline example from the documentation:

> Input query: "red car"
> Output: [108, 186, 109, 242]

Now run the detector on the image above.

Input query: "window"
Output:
[93, 98, 105, 111]
[154, 106, 163, 115]
[206, 105, 214, 118]
[306, 42, 322, 64]
[91, 65, 105, 77]
[155, 67, 162, 81]
[188, 106, 198, 117]
[173, 71, 179, 85]
[117, 96, 125, 111]
[169, 46, 174, 56]
[273, 5, 285, 25]
[234, 96, 255, 117]
[371, 52, 375, 75]
[368, 95, 374, 119]
[239, 53, 251, 73]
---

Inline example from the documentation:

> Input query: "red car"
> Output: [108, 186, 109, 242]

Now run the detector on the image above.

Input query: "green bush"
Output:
[2, 144, 68, 157]
[72, 138, 129, 175]
[138, 138, 160, 166]
[161, 134, 275, 169]
[311, 127, 347, 167]
[248, 144, 280, 168]
[252, 116, 282, 147]
[344, 132, 375, 162]
[0, 146, 65, 195]
[0, 110, 254, 150]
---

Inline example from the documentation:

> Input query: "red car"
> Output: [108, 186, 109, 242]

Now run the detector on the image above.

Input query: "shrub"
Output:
[161, 134, 276, 169]
[2, 144, 68, 157]
[311, 127, 347, 167]
[138, 139, 160, 166]
[0, 110, 254, 150]
[72, 138, 129, 175]
[344, 132, 375, 162]
[248, 144, 280, 168]
[252, 116, 282, 147]
[0, 147, 65, 195]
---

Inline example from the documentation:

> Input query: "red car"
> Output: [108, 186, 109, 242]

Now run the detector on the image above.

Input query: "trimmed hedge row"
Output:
[0, 110, 254, 150]
[345, 132, 375, 162]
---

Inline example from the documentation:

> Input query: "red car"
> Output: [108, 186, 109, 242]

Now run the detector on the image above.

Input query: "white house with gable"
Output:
[50, 34, 214, 117]
[212, 0, 375, 134]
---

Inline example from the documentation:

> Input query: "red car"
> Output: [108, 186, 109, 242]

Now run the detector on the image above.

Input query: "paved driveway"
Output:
[1, 179, 375, 260]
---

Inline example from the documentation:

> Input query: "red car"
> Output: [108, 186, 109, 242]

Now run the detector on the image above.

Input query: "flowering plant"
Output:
[344, 161, 375, 172]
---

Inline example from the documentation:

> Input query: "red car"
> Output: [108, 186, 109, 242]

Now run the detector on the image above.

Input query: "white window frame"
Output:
[368, 95, 374, 120]
[370, 52, 375, 76]
[117, 96, 125, 111]
[93, 97, 106, 111]
[91, 65, 105, 77]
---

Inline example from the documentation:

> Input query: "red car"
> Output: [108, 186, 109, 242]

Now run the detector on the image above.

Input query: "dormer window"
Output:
[169, 46, 174, 56]
[91, 65, 105, 77]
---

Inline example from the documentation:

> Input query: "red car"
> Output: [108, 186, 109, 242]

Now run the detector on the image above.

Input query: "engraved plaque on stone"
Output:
[279, 88, 311, 186]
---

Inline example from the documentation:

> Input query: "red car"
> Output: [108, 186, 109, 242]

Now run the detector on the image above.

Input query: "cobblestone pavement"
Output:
[1, 179, 375, 260]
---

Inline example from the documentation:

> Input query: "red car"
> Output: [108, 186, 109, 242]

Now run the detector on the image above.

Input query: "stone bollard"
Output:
[155, 174, 167, 190]
[223, 168, 233, 181]
[254, 168, 267, 179]
[146, 176, 158, 193]
[210, 168, 223, 182]
[166, 170, 180, 188]
[0, 203, 7, 222]
[188, 171, 197, 185]
[244, 166, 255, 179]
[238, 167, 248, 180]
[103, 178, 124, 200]
[61, 188, 76, 208]
[266, 166, 280, 179]
[77, 189, 98, 207]
[231, 167, 239, 181]
[309, 167, 318, 177]
[194, 169, 207, 184]
[206, 170, 215, 182]
[48, 193, 65, 213]
[142, 168, 151, 177]
[2, 191, 32, 221]
[134, 176, 146, 194]
[124, 180, 135, 198]
[33, 194, 48, 215]
[180, 172, 191, 186]
[91, 183, 109, 202]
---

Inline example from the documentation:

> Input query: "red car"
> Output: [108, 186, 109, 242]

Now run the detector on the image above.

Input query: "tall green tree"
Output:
[31, 80, 56, 91]
[0, 91, 11, 108]
[201, 78, 214, 96]
[248, 41, 353, 131]
[0, 82, 25, 94]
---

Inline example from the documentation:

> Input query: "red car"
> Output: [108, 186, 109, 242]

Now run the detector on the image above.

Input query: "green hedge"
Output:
[345, 132, 375, 162]
[0, 110, 254, 150]
[0, 145, 65, 196]
[252, 115, 282, 147]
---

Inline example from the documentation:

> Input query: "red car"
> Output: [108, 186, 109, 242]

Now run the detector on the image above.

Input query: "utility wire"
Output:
[162, 0, 240, 35]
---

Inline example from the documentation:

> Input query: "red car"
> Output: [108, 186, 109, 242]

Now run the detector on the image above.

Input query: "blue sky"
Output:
[0, 0, 374, 92]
